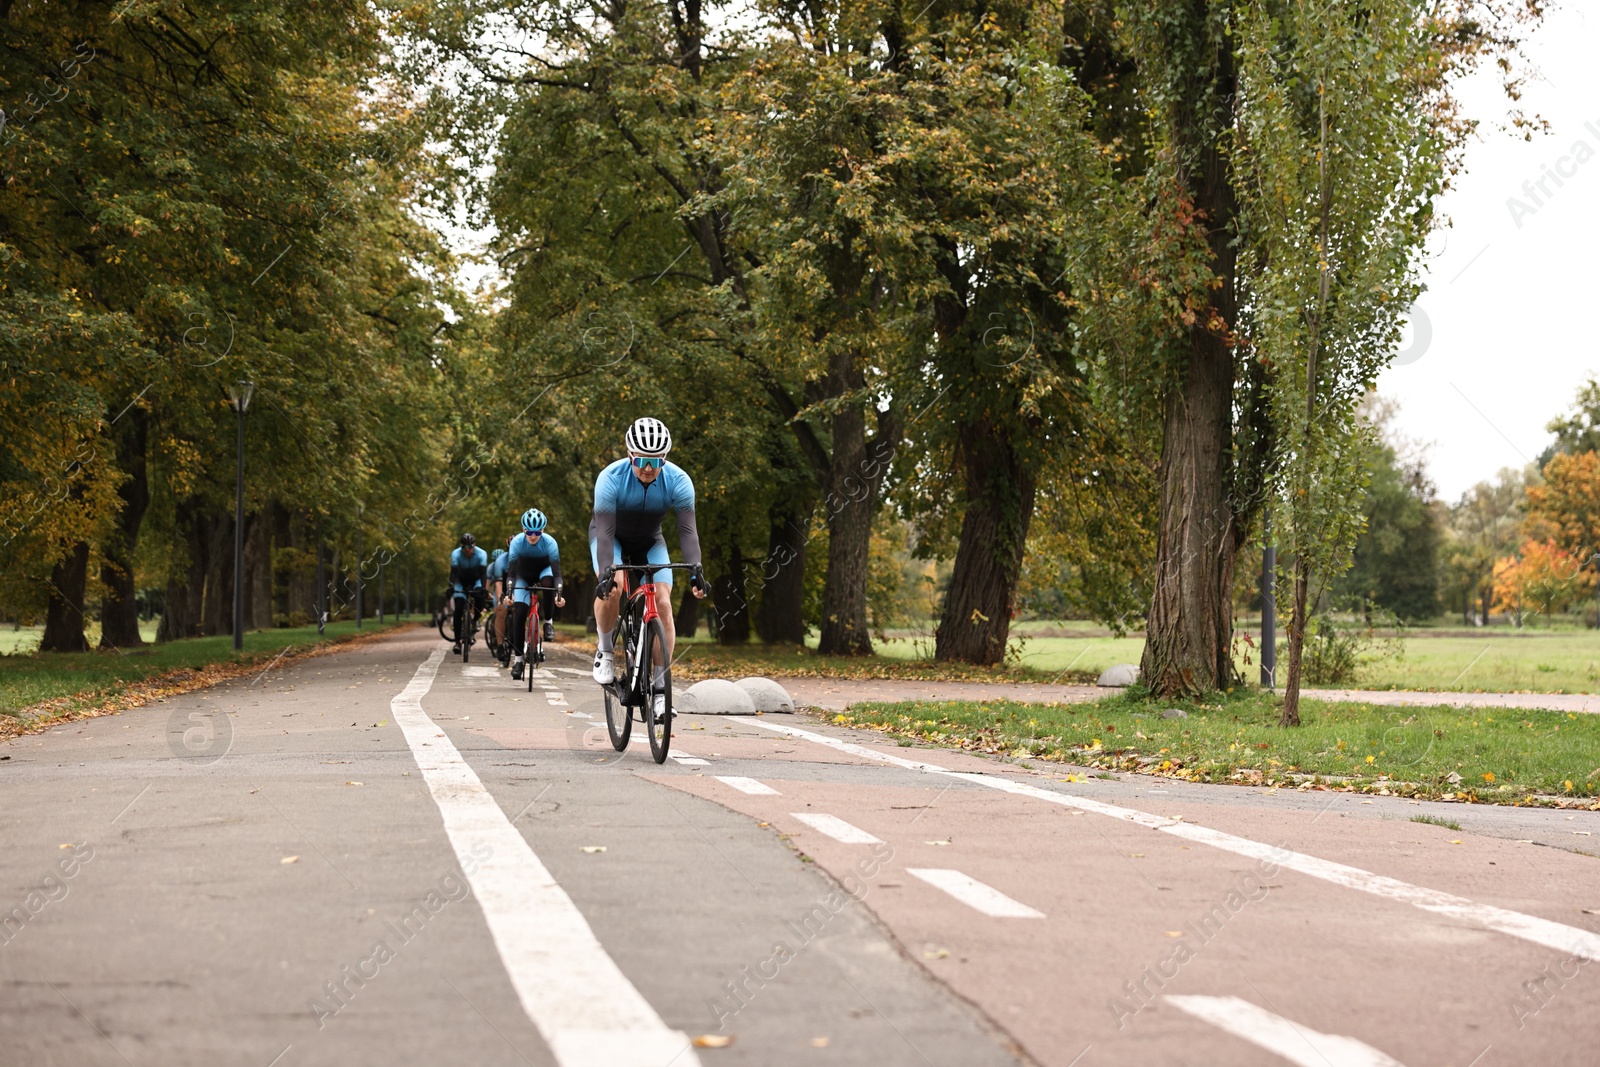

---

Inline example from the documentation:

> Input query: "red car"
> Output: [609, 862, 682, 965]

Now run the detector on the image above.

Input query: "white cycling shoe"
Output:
[592, 649, 616, 684]
[652, 691, 670, 721]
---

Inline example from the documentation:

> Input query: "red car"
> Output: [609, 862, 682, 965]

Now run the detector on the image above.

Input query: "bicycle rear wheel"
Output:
[437, 607, 453, 644]
[644, 618, 671, 764]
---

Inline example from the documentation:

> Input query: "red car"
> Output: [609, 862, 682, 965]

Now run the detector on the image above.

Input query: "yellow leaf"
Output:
[810, 1037, 831, 1048]
[1482, 772, 1495, 783]
[923, 948, 950, 959]
[692, 1034, 734, 1048]
[281, 855, 300, 865]
[581, 846, 607, 853]
[1449, 839, 1462, 845]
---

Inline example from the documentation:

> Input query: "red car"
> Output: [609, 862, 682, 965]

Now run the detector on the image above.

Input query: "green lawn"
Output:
[836, 690, 1600, 804]
[1, 618, 416, 719]
[869, 620, 1600, 694]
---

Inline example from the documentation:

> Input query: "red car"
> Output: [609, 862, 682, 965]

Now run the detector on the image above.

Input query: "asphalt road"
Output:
[3, 626, 1597, 1067]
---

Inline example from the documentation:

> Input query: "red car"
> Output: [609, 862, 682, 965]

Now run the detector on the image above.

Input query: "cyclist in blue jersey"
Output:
[508, 508, 566, 681]
[448, 533, 490, 654]
[591, 417, 707, 711]
[487, 543, 512, 665]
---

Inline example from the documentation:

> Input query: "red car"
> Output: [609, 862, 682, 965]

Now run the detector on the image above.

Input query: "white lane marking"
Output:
[669, 754, 710, 766]
[391, 650, 699, 1067]
[715, 776, 780, 796]
[906, 868, 1044, 918]
[790, 812, 884, 845]
[746, 719, 1600, 964]
[1165, 996, 1408, 1067]
[462, 666, 500, 678]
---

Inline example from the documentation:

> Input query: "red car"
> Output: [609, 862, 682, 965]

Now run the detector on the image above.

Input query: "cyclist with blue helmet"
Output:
[590, 417, 707, 709]
[448, 533, 490, 655]
[508, 507, 566, 681]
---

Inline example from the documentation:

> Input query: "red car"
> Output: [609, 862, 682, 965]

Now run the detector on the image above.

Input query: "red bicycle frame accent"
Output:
[617, 570, 662, 624]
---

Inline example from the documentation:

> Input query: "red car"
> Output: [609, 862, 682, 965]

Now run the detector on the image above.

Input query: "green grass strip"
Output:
[834, 689, 1600, 806]
[1, 619, 414, 721]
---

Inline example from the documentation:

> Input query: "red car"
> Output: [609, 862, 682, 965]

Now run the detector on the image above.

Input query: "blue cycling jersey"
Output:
[507, 531, 561, 605]
[589, 458, 701, 581]
[486, 551, 509, 583]
[450, 546, 489, 594]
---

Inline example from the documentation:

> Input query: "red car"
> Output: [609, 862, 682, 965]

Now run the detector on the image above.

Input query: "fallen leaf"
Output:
[692, 1034, 734, 1048]
[59, 843, 73, 850]
[924, 840, 951, 846]
[923, 948, 950, 959]
[1582, 908, 1600, 915]
[810, 1037, 830, 1048]
[281, 855, 300, 864]
[1575, 831, 1592, 836]
[1482, 772, 1496, 783]
[1449, 839, 1462, 845]
[346, 781, 363, 787]
[581, 846, 607, 853]
[1163, 931, 1183, 937]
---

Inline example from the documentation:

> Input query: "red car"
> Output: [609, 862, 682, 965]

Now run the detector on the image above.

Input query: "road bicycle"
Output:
[436, 590, 485, 662]
[519, 586, 548, 691]
[601, 563, 699, 764]
[485, 596, 512, 667]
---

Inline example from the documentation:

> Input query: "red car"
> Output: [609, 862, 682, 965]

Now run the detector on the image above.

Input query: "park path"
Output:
[4, 626, 1598, 1067]
[780, 677, 1600, 713]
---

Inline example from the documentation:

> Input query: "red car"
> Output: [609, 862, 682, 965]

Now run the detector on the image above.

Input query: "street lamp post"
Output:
[1261, 512, 1277, 690]
[227, 381, 254, 652]
[316, 537, 326, 636]
[355, 505, 363, 629]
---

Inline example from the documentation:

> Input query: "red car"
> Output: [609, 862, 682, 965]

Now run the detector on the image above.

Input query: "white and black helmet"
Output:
[625, 417, 672, 457]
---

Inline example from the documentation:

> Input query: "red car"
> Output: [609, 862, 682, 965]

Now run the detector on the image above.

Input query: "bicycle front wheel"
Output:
[604, 686, 630, 750]
[644, 618, 671, 764]
[527, 610, 538, 692]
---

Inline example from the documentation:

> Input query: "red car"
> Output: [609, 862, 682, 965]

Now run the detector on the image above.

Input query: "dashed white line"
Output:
[715, 776, 780, 796]
[745, 718, 1600, 964]
[906, 868, 1044, 918]
[391, 650, 699, 1067]
[790, 812, 883, 845]
[1165, 996, 1408, 1067]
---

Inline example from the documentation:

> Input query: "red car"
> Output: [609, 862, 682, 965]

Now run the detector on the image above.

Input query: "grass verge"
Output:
[1, 619, 415, 738]
[833, 689, 1600, 807]
[669, 640, 1098, 684]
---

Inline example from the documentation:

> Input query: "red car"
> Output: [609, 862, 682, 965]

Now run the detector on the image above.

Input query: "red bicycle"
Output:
[601, 563, 698, 764]
[522, 590, 545, 692]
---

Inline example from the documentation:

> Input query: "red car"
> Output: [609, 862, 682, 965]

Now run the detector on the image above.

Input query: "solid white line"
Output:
[1165, 996, 1407, 1067]
[715, 776, 780, 796]
[391, 650, 699, 1067]
[790, 812, 884, 845]
[745, 719, 1600, 964]
[906, 868, 1044, 918]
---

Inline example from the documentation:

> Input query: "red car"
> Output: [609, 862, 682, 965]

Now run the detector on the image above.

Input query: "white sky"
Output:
[1379, 3, 1600, 501]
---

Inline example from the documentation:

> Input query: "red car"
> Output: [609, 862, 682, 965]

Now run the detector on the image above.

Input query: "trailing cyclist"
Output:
[487, 543, 511, 665]
[508, 508, 566, 681]
[448, 533, 490, 655]
[590, 417, 707, 716]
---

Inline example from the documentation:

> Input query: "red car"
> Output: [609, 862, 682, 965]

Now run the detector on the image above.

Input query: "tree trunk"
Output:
[676, 585, 701, 638]
[936, 425, 1037, 665]
[99, 411, 150, 648]
[712, 541, 749, 645]
[1139, 329, 1241, 696]
[817, 371, 897, 655]
[1279, 559, 1311, 725]
[1138, 7, 1250, 699]
[159, 503, 208, 641]
[245, 512, 271, 630]
[757, 497, 812, 644]
[40, 541, 92, 652]
[202, 512, 233, 636]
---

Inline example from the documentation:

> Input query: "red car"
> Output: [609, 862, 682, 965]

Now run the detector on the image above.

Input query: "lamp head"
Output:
[228, 380, 255, 413]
